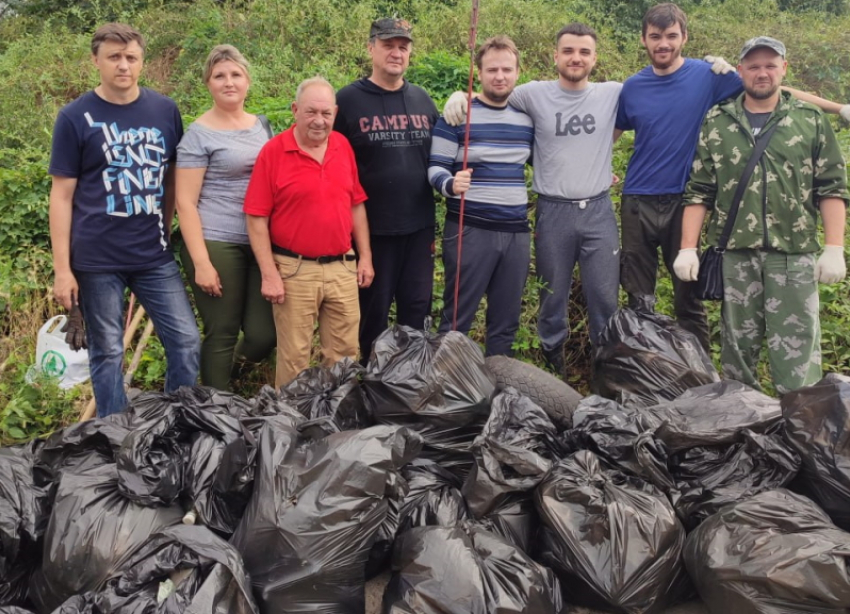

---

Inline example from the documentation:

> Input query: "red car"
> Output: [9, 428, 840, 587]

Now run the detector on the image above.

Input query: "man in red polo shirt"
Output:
[245, 76, 374, 387]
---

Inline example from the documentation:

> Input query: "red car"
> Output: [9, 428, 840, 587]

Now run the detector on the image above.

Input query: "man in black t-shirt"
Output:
[49, 23, 199, 417]
[334, 18, 440, 361]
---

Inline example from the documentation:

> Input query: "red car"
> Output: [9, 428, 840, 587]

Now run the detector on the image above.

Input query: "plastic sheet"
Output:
[462, 388, 563, 551]
[278, 357, 372, 433]
[363, 326, 495, 479]
[535, 450, 689, 613]
[0, 444, 48, 607]
[383, 524, 562, 614]
[29, 463, 183, 613]
[782, 373, 850, 530]
[685, 489, 850, 614]
[51, 525, 258, 614]
[592, 296, 719, 407]
[231, 420, 422, 614]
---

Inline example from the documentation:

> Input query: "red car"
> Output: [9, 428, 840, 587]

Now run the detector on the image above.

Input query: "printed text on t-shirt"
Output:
[555, 113, 596, 136]
[86, 112, 168, 218]
[359, 114, 431, 144]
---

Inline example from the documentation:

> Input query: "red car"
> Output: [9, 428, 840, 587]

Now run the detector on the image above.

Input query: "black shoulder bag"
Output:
[258, 114, 274, 139]
[696, 121, 780, 301]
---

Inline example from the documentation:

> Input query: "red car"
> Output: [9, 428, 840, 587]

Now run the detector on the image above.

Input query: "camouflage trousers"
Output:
[721, 249, 821, 394]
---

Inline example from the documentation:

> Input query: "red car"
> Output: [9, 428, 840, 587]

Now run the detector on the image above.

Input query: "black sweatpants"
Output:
[359, 227, 435, 361]
[620, 193, 710, 350]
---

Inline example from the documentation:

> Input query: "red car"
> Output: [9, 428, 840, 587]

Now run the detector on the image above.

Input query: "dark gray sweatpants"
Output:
[438, 219, 531, 356]
[536, 194, 620, 349]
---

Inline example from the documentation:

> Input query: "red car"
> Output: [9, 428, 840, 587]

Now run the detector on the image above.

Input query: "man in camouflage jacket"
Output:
[675, 36, 848, 394]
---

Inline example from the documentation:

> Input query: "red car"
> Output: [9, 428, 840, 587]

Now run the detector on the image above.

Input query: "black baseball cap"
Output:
[739, 36, 786, 61]
[369, 18, 413, 41]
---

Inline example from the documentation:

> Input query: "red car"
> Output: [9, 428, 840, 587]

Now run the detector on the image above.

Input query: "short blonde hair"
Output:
[202, 44, 250, 83]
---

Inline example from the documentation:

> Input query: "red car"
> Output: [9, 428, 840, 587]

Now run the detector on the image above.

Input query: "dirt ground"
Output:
[364, 570, 709, 613]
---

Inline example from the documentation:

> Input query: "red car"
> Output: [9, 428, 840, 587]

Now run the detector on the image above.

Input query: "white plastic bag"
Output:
[30, 315, 90, 389]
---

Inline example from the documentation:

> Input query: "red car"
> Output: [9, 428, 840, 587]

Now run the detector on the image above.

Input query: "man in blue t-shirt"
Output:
[49, 23, 199, 417]
[615, 2, 850, 351]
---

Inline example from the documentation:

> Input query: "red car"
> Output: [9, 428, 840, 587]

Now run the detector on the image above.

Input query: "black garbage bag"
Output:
[685, 489, 850, 614]
[33, 412, 138, 492]
[565, 395, 674, 491]
[363, 326, 495, 479]
[567, 385, 800, 530]
[0, 608, 36, 614]
[535, 450, 689, 613]
[0, 444, 49, 607]
[397, 458, 469, 535]
[782, 373, 850, 530]
[592, 296, 718, 407]
[278, 358, 372, 434]
[230, 419, 422, 614]
[118, 390, 276, 535]
[29, 463, 183, 613]
[462, 388, 563, 551]
[671, 425, 800, 530]
[364, 485, 403, 580]
[382, 524, 562, 614]
[51, 525, 258, 614]
[128, 386, 253, 421]
[646, 380, 783, 453]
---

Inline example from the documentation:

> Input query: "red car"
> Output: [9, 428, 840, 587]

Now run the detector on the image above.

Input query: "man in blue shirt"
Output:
[616, 2, 850, 351]
[49, 23, 200, 416]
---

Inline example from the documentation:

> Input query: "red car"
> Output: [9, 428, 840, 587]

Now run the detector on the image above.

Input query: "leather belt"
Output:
[272, 245, 356, 264]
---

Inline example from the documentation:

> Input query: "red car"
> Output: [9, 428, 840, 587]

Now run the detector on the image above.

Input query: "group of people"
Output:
[49, 3, 848, 419]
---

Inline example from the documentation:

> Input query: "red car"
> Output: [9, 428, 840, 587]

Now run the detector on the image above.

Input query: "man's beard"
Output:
[648, 46, 681, 70]
[482, 86, 512, 103]
[559, 66, 590, 83]
[745, 83, 779, 100]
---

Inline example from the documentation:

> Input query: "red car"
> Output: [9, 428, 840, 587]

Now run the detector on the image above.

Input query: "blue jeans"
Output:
[76, 259, 200, 417]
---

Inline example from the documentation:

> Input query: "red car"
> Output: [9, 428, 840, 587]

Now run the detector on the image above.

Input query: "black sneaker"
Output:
[542, 344, 565, 377]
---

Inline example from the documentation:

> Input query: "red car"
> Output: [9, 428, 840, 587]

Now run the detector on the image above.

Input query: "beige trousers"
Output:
[271, 252, 359, 387]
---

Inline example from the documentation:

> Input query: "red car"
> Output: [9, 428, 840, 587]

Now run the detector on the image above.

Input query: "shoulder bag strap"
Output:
[257, 114, 274, 139]
[716, 120, 780, 250]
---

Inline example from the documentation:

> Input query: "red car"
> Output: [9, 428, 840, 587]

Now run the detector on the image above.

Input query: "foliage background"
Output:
[1, 0, 849, 441]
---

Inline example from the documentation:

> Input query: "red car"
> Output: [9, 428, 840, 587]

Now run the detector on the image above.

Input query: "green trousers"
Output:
[181, 241, 276, 390]
[721, 249, 821, 394]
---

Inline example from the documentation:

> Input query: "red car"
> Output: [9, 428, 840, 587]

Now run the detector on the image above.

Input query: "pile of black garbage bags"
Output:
[2, 311, 850, 614]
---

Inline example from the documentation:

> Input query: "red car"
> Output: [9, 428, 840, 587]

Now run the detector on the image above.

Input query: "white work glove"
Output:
[673, 248, 700, 282]
[815, 245, 847, 283]
[840, 104, 850, 124]
[704, 55, 734, 75]
[443, 91, 468, 126]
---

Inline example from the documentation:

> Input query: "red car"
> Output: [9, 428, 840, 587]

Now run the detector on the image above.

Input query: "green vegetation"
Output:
[1, 0, 849, 442]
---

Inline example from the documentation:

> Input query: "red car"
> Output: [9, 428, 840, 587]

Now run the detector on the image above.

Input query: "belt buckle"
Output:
[316, 255, 332, 264]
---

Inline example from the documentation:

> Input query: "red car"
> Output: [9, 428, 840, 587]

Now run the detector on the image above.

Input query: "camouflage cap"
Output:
[369, 18, 413, 41]
[739, 36, 786, 61]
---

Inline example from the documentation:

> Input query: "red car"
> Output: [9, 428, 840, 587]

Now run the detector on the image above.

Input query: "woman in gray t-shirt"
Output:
[176, 45, 274, 390]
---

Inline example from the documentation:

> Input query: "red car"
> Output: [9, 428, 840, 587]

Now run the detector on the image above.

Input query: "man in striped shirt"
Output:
[428, 36, 534, 356]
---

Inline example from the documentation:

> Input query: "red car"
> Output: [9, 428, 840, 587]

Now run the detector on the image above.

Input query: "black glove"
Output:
[61, 298, 87, 351]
